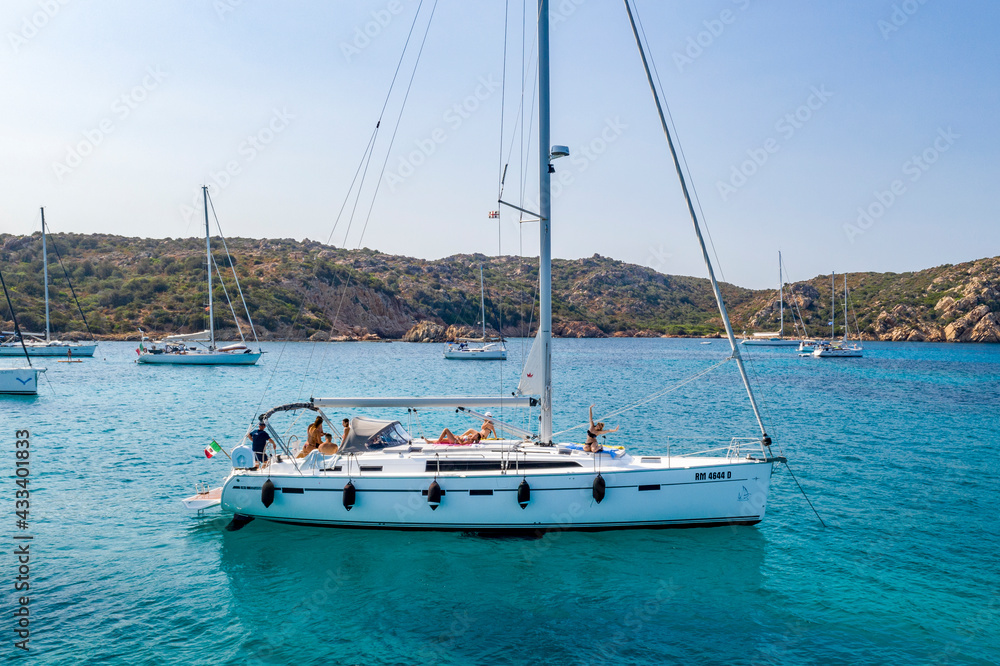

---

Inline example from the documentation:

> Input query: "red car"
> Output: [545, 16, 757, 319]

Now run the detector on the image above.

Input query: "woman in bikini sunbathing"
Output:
[458, 412, 496, 442]
[433, 428, 482, 445]
[584, 404, 619, 452]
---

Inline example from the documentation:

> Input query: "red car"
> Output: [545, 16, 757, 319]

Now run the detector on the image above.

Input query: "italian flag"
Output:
[204, 440, 221, 459]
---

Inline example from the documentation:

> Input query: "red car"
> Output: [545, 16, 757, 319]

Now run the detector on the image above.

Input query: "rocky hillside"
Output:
[732, 257, 1000, 343]
[0, 233, 754, 340]
[2, 232, 998, 342]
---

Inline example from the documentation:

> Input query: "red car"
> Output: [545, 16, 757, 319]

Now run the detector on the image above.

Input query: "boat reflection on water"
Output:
[214, 524, 768, 662]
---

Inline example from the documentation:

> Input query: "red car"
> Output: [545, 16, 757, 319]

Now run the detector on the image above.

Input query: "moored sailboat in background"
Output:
[741, 251, 800, 346]
[444, 265, 507, 360]
[812, 272, 863, 358]
[137, 187, 261, 366]
[0, 208, 97, 358]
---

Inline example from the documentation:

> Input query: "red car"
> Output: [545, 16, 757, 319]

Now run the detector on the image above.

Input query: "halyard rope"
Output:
[551, 356, 732, 437]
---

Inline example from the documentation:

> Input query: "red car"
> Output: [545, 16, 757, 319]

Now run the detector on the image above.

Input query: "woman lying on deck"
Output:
[432, 428, 482, 445]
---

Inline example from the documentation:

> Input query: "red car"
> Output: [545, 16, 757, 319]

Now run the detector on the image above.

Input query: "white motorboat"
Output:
[741, 251, 800, 346]
[137, 187, 261, 366]
[0, 208, 97, 358]
[812, 272, 863, 358]
[188, 1, 785, 533]
[443, 265, 507, 360]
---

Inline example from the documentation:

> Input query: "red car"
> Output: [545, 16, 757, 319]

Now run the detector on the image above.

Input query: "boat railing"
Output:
[726, 437, 769, 460]
[671, 444, 731, 458]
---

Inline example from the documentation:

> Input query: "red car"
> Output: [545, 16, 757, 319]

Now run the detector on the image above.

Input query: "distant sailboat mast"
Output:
[831, 270, 835, 339]
[479, 265, 486, 340]
[41, 207, 50, 343]
[778, 251, 784, 338]
[204, 186, 215, 351]
[843, 274, 848, 342]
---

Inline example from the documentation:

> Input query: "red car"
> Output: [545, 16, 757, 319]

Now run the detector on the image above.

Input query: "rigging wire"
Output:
[632, 5, 728, 285]
[40, 228, 96, 341]
[552, 356, 731, 437]
[0, 266, 32, 367]
[305, 0, 440, 398]
[782, 254, 812, 339]
[253, 0, 434, 410]
[631, 1, 783, 446]
[630, 9, 824, 527]
[207, 192, 260, 347]
[210, 254, 246, 343]
[332, 0, 436, 251]
[496, 0, 510, 408]
[325, 127, 379, 248]
[352, 1, 439, 249]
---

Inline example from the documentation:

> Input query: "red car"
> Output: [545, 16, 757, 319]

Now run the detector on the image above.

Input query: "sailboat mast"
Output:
[831, 271, 835, 339]
[624, 0, 767, 437]
[479, 265, 486, 339]
[778, 251, 784, 338]
[537, 0, 553, 443]
[204, 186, 215, 350]
[843, 274, 848, 342]
[41, 207, 50, 343]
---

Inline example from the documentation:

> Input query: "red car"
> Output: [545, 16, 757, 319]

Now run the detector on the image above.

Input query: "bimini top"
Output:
[341, 417, 412, 454]
[162, 331, 211, 342]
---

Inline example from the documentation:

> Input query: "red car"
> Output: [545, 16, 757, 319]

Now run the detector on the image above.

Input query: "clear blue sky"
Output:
[2, 0, 997, 289]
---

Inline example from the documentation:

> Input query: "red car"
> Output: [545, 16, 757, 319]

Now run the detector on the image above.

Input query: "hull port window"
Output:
[423, 460, 582, 472]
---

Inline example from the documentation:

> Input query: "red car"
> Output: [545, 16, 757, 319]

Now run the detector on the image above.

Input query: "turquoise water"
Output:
[5, 339, 999, 664]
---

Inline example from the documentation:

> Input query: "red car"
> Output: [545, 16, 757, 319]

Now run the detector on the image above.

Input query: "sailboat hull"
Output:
[812, 347, 863, 358]
[0, 368, 44, 394]
[220, 455, 774, 531]
[137, 351, 261, 365]
[740, 338, 800, 347]
[0, 343, 96, 357]
[443, 349, 507, 360]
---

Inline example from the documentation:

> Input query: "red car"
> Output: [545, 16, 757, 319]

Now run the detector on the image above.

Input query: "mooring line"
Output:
[783, 461, 827, 528]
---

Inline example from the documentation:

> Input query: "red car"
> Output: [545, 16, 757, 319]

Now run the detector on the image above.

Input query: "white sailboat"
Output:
[812, 272, 863, 358]
[187, 1, 785, 531]
[741, 251, 800, 346]
[137, 187, 261, 366]
[0, 208, 97, 358]
[0, 267, 45, 395]
[443, 265, 507, 360]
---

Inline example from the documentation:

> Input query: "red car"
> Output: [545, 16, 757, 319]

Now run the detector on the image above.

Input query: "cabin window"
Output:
[423, 460, 582, 472]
